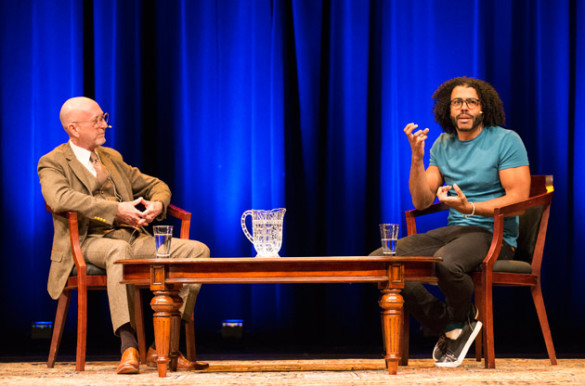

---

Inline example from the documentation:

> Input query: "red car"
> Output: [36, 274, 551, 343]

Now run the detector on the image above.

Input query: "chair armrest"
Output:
[482, 190, 554, 271]
[405, 202, 449, 235]
[405, 202, 449, 217]
[45, 203, 87, 276]
[167, 204, 192, 239]
[494, 190, 554, 218]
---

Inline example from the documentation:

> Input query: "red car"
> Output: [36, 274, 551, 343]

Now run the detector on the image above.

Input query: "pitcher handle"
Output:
[240, 210, 254, 243]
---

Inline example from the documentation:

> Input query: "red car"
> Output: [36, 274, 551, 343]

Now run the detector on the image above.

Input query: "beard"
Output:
[451, 112, 483, 132]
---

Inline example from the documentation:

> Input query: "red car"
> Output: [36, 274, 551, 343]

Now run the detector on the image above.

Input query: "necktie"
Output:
[90, 151, 109, 185]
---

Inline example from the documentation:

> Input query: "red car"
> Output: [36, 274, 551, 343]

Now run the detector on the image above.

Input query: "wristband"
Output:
[463, 202, 475, 218]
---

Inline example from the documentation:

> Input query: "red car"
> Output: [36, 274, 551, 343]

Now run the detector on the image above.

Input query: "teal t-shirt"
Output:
[429, 126, 529, 247]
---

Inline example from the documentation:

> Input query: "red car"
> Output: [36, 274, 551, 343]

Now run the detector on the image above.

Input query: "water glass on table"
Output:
[379, 223, 399, 255]
[153, 225, 173, 258]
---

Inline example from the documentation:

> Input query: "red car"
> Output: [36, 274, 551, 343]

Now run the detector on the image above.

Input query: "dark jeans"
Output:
[370, 225, 515, 336]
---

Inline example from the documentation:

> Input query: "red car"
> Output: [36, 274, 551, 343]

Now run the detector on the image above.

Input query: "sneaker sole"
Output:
[434, 321, 482, 368]
[432, 347, 440, 362]
[432, 343, 443, 362]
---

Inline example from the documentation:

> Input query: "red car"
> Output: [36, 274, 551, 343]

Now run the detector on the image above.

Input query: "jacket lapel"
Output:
[63, 143, 94, 193]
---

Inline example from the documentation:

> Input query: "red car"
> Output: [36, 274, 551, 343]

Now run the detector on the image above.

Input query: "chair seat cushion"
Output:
[491, 260, 532, 274]
[71, 264, 106, 276]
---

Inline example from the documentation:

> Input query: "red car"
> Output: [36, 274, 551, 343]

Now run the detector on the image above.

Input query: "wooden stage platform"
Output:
[1, 357, 583, 385]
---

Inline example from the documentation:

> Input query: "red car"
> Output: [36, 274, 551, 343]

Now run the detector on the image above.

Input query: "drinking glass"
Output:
[379, 223, 399, 255]
[153, 225, 173, 258]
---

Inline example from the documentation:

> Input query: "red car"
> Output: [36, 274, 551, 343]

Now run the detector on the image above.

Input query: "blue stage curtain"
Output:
[1, 0, 583, 350]
[572, 0, 585, 322]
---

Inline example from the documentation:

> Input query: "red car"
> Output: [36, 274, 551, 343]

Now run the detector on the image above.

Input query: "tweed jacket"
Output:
[38, 142, 171, 300]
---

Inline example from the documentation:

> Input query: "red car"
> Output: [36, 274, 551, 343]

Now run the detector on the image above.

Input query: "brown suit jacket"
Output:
[38, 142, 171, 300]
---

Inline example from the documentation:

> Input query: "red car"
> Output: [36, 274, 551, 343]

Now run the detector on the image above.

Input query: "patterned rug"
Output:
[1, 358, 583, 385]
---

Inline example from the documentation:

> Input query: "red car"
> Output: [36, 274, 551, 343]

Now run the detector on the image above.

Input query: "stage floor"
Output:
[1, 357, 583, 385]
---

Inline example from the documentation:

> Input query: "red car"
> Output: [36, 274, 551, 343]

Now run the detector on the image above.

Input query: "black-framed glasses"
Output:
[450, 98, 480, 108]
[72, 113, 109, 127]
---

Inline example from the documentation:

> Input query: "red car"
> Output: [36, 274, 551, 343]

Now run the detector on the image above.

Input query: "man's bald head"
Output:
[59, 97, 108, 151]
[59, 97, 100, 132]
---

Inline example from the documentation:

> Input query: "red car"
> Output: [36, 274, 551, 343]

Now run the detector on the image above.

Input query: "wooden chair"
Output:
[46, 204, 198, 371]
[401, 175, 557, 369]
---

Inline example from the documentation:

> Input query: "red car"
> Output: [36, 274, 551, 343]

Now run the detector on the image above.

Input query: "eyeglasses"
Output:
[450, 98, 480, 109]
[71, 113, 109, 127]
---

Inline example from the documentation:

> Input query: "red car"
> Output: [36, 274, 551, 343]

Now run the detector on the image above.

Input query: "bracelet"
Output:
[463, 202, 475, 218]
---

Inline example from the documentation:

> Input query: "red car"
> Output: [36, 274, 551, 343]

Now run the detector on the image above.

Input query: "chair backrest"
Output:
[515, 206, 545, 263]
[513, 175, 553, 265]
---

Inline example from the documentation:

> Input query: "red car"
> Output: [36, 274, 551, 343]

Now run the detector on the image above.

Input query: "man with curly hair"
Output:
[374, 77, 530, 367]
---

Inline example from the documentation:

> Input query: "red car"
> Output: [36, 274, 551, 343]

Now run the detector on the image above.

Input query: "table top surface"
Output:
[118, 256, 441, 285]
[117, 255, 441, 265]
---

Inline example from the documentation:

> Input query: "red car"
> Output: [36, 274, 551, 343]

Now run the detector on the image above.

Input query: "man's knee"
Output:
[435, 259, 467, 279]
[187, 240, 210, 258]
[396, 234, 436, 256]
[170, 239, 210, 259]
[110, 241, 133, 260]
[199, 243, 210, 258]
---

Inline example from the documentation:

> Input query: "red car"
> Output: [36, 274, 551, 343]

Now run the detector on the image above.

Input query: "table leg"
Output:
[379, 287, 404, 374]
[151, 287, 182, 377]
[169, 292, 183, 371]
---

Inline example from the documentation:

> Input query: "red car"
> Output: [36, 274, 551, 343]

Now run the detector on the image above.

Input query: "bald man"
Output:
[38, 97, 210, 374]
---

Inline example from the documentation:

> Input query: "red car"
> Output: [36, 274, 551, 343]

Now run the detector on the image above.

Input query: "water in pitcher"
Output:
[252, 220, 283, 257]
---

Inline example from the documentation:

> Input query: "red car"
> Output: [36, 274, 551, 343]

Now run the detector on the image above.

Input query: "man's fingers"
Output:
[437, 185, 451, 194]
[404, 124, 429, 138]
[404, 123, 418, 135]
[452, 184, 464, 196]
[411, 128, 429, 142]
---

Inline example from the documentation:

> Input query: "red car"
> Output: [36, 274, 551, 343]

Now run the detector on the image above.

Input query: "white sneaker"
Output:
[434, 319, 482, 368]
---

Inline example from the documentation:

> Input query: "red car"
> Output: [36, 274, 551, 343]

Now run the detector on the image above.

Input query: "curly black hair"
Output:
[431, 76, 505, 134]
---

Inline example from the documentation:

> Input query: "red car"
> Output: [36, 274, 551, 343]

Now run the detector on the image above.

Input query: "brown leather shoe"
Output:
[116, 347, 140, 374]
[146, 347, 209, 370]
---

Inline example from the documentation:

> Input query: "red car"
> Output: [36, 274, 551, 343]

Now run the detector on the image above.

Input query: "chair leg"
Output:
[133, 286, 147, 363]
[184, 312, 197, 361]
[474, 287, 483, 362]
[400, 311, 410, 366]
[531, 284, 557, 365]
[76, 287, 88, 371]
[482, 282, 496, 369]
[47, 291, 72, 368]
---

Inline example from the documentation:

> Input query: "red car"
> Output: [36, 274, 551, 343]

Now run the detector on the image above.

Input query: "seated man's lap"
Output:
[82, 230, 210, 267]
[397, 226, 496, 267]
[130, 233, 210, 260]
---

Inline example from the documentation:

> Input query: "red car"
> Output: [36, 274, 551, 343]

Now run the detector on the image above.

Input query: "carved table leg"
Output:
[379, 263, 405, 375]
[150, 287, 182, 377]
[169, 291, 183, 371]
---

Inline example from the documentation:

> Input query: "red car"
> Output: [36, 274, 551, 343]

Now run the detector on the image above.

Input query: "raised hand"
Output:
[404, 122, 430, 161]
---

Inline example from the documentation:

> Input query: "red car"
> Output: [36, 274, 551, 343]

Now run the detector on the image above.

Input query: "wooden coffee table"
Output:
[118, 256, 440, 377]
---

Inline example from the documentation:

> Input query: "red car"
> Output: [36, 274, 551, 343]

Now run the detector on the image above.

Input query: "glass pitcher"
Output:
[241, 208, 286, 257]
